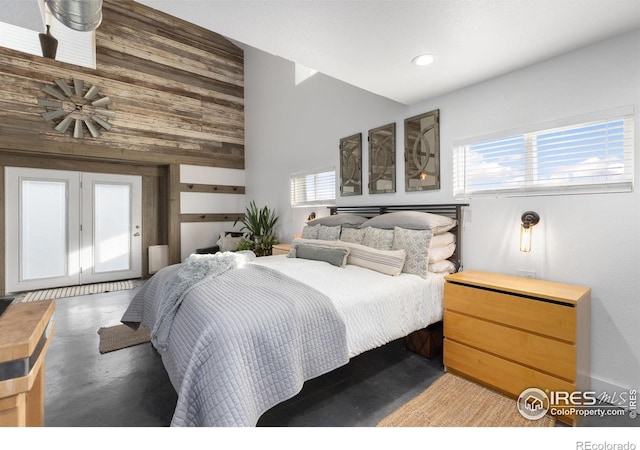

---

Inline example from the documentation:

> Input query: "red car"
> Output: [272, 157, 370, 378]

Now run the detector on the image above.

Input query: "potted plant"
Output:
[234, 201, 279, 256]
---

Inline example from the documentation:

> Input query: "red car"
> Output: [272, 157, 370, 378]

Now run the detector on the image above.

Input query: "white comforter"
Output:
[252, 255, 445, 357]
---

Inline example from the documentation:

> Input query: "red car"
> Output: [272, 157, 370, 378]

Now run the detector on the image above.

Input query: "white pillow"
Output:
[430, 232, 455, 248]
[429, 259, 457, 274]
[341, 241, 406, 276]
[428, 243, 456, 263]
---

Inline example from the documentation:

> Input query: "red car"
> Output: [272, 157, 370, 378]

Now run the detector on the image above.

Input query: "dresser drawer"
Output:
[444, 339, 578, 425]
[444, 310, 576, 381]
[444, 282, 576, 342]
[444, 338, 577, 397]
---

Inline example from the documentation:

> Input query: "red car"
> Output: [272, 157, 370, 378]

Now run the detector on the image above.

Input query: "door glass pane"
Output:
[94, 183, 131, 273]
[21, 180, 68, 280]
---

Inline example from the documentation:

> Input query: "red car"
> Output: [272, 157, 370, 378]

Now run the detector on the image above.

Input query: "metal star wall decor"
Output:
[38, 78, 114, 139]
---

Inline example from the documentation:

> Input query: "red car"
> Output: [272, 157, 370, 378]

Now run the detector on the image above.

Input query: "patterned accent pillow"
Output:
[340, 227, 366, 244]
[362, 226, 394, 250]
[392, 227, 432, 278]
[318, 225, 341, 240]
[301, 224, 320, 239]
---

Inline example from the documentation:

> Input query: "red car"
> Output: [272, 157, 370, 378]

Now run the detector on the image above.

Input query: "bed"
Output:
[122, 203, 467, 426]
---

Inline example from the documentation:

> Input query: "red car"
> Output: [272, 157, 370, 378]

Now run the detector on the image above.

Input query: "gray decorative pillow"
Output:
[295, 243, 350, 268]
[307, 214, 368, 228]
[301, 224, 320, 239]
[340, 227, 366, 244]
[288, 238, 348, 257]
[318, 225, 341, 240]
[362, 226, 394, 250]
[392, 227, 432, 278]
[359, 211, 457, 234]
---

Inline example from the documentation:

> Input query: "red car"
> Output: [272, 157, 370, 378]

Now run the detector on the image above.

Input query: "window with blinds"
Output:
[453, 109, 634, 198]
[290, 168, 336, 207]
[0, 20, 96, 69]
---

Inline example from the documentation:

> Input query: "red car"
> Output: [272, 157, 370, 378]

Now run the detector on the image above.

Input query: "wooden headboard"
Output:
[328, 203, 469, 271]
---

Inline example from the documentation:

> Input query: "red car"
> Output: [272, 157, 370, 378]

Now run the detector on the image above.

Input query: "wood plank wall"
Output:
[0, 0, 244, 294]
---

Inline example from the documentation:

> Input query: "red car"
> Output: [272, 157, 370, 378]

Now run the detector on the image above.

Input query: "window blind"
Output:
[453, 110, 634, 198]
[290, 168, 336, 207]
[0, 20, 96, 69]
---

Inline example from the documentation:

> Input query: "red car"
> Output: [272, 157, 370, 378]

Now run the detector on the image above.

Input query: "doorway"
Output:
[5, 167, 142, 293]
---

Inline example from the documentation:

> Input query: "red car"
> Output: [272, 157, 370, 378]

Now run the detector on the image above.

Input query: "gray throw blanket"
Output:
[150, 250, 256, 351]
[122, 257, 349, 426]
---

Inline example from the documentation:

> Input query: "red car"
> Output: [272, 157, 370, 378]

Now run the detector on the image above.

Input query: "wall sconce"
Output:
[520, 211, 540, 252]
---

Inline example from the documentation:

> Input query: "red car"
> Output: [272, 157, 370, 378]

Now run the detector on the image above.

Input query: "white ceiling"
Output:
[2, 1, 639, 105]
[136, 0, 640, 105]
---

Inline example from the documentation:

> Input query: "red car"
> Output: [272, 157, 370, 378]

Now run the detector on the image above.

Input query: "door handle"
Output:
[133, 232, 140, 237]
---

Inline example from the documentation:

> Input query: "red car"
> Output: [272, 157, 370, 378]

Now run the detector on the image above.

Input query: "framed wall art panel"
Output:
[339, 133, 362, 196]
[368, 123, 396, 194]
[404, 109, 440, 191]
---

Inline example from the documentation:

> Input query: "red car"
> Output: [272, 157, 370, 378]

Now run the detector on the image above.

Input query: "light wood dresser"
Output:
[443, 270, 590, 426]
[0, 299, 55, 427]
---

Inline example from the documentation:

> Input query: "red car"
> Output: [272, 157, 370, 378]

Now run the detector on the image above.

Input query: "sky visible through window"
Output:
[461, 118, 629, 195]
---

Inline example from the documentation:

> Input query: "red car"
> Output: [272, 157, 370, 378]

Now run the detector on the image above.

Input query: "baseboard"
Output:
[590, 375, 637, 410]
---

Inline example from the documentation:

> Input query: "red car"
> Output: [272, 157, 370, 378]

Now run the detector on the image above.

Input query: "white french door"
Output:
[5, 167, 142, 293]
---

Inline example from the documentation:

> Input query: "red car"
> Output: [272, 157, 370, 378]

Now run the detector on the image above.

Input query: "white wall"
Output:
[243, 46, 407, 242]
[243, 29, 640, 395]
[179, 165, 245, 261]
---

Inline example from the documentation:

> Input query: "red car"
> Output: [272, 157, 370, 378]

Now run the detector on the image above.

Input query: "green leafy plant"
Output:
[234, 201, 279, 256]
[236, 238, 256, 252]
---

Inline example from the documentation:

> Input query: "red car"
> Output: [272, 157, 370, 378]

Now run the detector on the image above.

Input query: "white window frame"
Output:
[453, 107, 634, 198]
[290, 167, 336, 208]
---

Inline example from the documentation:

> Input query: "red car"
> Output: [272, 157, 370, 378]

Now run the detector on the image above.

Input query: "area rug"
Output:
[98, 324, 151, 354]
[377, 373, 555, 427]
[19, 280, 137, 302]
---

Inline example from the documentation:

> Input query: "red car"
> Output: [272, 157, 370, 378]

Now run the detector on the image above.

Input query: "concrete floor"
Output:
[42, 283, 638, 429]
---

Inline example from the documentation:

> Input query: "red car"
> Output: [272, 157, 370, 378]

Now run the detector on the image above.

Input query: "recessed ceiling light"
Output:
[412, 54, 435, 66]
